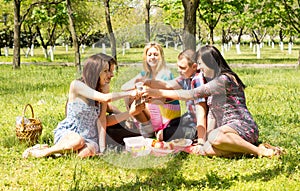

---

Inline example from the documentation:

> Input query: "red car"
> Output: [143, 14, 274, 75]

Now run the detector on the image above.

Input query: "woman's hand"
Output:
[128, 89, 139, 98]
[128, 100, 145, 116]
[141, 87, 159, 98]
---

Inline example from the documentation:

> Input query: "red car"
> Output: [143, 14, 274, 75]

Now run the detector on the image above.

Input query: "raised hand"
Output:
[129, 99, 146, 116]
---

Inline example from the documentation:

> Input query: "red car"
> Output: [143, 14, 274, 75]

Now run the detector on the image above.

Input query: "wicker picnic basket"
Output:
[16, 104, 42, 144]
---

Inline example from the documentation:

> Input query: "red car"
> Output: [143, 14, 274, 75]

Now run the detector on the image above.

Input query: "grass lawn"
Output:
[0, 43, 299, 65]
[0, 64, 299, 190]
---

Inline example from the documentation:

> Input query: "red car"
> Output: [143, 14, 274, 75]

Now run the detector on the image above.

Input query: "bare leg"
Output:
[77, 143, 96, 158]
[205, 126, 275, 157]
[23, 132, 85, 158]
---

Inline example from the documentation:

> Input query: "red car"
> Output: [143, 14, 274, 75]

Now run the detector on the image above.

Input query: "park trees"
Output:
[279, 0, 300, 66]
[32, 2, 68, 60]
[8, 0, 63, 69]
[1, 0, 299, 68]
[0, 2, 11, 57]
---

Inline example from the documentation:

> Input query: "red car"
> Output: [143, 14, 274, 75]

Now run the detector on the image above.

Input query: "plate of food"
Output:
[150, 139, 174, 156]
[171, 139, 193, 148]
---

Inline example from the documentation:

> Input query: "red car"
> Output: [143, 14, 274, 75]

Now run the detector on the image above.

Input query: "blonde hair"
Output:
[142, 42, 167, 79]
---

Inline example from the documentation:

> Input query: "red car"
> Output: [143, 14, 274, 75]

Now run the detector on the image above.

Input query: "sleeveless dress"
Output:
[53, 100, 101, 152]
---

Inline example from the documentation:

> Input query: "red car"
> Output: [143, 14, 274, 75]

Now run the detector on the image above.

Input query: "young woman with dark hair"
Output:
[23, 53, 140, 158]
[142, 45, 282, 158]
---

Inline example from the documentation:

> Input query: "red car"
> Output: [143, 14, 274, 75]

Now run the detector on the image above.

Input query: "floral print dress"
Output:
[191, 74, 259, 144]
[53, 100, 101, 152]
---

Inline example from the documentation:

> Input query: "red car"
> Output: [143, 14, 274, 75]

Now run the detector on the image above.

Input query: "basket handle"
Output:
[22, 104, 34, 125]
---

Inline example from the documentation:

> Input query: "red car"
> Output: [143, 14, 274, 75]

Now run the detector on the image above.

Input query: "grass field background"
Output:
[0, 63, 299, 190]
[0, 43, 299, 65]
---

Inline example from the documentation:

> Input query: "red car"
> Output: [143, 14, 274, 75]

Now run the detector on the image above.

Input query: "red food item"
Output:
[154, 141, 164, 149]
[151, 139, 159, 147]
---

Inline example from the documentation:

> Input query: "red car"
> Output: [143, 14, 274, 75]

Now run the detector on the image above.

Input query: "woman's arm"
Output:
[70, 80, 136, 103]
[143, 77, 226, 101]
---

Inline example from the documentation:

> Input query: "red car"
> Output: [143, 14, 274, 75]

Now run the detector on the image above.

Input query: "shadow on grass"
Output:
[75, 155, 272, 190]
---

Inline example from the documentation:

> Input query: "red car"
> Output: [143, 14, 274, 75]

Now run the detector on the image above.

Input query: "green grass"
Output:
[0, 65, 299, 190]
[0, 43, 299, 65]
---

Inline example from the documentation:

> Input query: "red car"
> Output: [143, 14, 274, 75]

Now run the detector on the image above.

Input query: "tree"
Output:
[220, 0, 249, 54]
[13, 0, 21, 69]
[33, 3, 68, 60]
[145, 0, 150, 43]
[103, 0, 117, 70]
[198, 0, 235, 46]
[279, 0, 300, 67]
[155, 0, 184, 47]
[66, 0, 80, 73]
[182, 0, 199, 50]
[10, 0, 63, 69]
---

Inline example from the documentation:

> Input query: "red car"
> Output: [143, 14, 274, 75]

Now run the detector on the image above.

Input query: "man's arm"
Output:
[144, 79, 181, 90]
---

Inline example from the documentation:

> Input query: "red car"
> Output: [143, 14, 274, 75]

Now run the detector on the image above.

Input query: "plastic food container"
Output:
[123, 136, 151, 157]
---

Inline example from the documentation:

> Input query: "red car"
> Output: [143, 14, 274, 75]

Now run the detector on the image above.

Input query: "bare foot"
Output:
[22, 144, 49, 158]
[28, 148, 49, 158]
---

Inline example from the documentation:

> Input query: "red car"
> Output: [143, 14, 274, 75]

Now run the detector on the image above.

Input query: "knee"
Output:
[65, 132, 85, 150]
[203, 143, 214, 156]
[207, 128, 225, 146]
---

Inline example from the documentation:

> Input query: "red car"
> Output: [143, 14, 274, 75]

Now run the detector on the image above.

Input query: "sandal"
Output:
[258, 143, 284, 158]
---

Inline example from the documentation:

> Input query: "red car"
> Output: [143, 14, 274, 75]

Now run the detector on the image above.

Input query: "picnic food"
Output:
[171, 138, 193, 147]
[151, 139, 174, 150]
[171, 139, 187, 146]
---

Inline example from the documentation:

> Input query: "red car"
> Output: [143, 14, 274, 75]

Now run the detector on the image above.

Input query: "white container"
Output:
[123, 136, 151, 157]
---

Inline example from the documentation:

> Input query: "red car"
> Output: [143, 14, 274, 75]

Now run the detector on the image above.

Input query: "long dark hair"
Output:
[196, 45, 246, 89]
[65, 53, 116, 113]
[81, 53, 116, 92]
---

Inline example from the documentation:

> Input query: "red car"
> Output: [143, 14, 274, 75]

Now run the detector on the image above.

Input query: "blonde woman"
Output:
[121, 42, 181, 141]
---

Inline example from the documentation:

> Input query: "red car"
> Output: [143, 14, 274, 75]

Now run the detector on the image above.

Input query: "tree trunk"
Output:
[209, 26, 214, 45]
[104, 0, 118, 72]
[182, 0, 199, 50]
[13, 0, 21, 69]
[297, 50, 300, 69]
[145, 0, 150, 43]
[66, 0, 81, 73]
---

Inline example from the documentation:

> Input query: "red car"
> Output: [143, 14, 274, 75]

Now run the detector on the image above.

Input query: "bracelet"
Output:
[193, 142, 204, 146]
[197, 139, 205, 146]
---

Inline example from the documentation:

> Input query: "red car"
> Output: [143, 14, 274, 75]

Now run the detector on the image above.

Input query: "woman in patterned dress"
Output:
[23, 53, 141, 158]
[142, 45, 282, 157]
